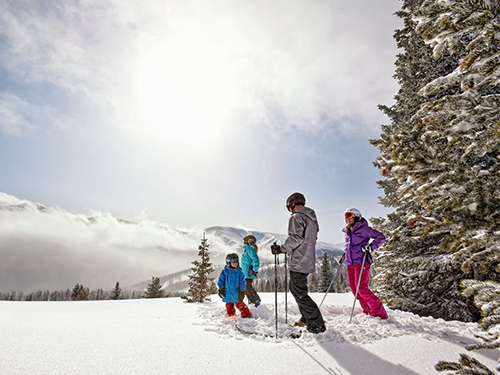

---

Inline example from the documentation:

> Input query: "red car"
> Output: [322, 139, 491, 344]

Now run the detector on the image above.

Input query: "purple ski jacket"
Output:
[342, 218, 386, 266]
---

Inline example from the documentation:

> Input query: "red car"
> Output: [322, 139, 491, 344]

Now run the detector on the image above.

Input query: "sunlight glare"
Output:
[135, 33, 240, 148]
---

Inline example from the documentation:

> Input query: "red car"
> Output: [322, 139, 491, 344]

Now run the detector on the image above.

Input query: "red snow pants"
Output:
[226, 302, 252, 318]
[347, 264, 388, 320]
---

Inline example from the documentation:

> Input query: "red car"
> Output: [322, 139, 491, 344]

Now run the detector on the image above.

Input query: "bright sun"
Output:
[134, 33, 239, 148]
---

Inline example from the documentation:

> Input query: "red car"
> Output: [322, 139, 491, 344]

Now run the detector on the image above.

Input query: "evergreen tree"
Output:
[110, 282, 122, 300]
[182, 233, 215, 303]
[318, 253, 334, 293]
[370, 0, 500, 321]
[435, 279, 500, 374]
[332, 254, 350, 293]
[308, 273, 319, 292]
[144, 277, 165, 298]
[71, 284, 89, 301]
[265, 280, 271, 292]
[461, 280, 500, 352]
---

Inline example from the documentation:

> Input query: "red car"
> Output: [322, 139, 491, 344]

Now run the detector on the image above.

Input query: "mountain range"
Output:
[0, 192, 343, 293]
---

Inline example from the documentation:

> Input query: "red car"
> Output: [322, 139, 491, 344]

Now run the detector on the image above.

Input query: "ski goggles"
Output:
[227, 258, 239, 264]
[344, 212, 355, 219]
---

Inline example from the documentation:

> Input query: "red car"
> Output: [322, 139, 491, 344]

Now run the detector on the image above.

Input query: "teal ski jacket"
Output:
[241, 244, 260, 279]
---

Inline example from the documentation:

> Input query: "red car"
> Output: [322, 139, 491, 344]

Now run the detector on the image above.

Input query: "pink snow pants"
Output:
[347, 264, 388, 320]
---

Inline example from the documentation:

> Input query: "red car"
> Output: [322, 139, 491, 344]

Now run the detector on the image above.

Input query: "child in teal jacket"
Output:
[240, 235, 261, 307]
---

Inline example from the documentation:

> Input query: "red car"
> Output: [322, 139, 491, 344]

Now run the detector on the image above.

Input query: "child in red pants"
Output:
[217, 253, 252, 318]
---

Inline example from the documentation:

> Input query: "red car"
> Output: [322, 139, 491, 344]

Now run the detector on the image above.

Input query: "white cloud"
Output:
[0, 1, 402, 246]
[0, 0, 401, 140]
[0, 92, 67, 136]
[0, 193, 232, 292]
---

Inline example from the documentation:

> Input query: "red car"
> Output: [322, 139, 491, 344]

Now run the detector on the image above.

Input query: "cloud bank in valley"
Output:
[0, 193, 233, 292]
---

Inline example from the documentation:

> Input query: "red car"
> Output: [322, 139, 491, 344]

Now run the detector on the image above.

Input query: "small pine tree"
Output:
[71, 284, 89, 301]
[308, 273, 319, 292]
[144, 277, 165, 298]
[209, 279, 218, 295]
[110, 282, 122, 300]
[318, 253, 334, 293]
[182, 233, 215, 303]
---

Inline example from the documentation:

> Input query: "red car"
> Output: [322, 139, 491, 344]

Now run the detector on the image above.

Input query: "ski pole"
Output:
[284, 253, 288, 324]
[274, 252, 278, 339]
[319, 253, 345, 308]
[349, 250, 368, 323]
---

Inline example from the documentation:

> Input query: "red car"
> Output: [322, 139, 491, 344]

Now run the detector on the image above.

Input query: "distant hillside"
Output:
[205, 225, 344, 261]
[128, 227, 344, 293]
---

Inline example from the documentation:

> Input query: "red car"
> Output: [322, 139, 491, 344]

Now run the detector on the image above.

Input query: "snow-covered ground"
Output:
[0, 293, 497, 374]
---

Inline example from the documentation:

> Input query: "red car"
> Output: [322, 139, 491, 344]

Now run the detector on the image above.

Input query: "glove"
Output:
[238, 289, 246, 302]
[218, 288, 225, 299]
[249, 268, 258, 277]
[361, 245, 372, 252]
[271, 243, 284, 254]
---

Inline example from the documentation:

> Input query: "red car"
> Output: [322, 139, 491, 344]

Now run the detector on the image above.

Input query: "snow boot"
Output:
[293, 318, 306, 328]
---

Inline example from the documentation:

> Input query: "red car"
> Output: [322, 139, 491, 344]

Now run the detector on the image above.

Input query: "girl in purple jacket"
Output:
[343, 207, 388, 320]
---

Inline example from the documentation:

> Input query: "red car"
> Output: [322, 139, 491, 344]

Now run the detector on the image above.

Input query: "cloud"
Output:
[0, 92, 69, 137]
[0, 93, 30, 136]
[0, 1, 402, 246]
[0, 0, 401, 141]
[0, 193, 233, 292]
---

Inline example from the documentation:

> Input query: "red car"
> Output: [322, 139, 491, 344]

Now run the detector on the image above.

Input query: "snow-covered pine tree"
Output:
[435, 279, 500, 374]
[308, 273, 319, 292]
[332, 255, 350, 293]
[370, 0, 500, 321]
[110, 282, 122, 300]
[144, 277, 165, 298]
[413, 0, 500, 277]
[71, 284, 89, 301]
[182, 233, 215, 303]
[318, 253, 334, 293]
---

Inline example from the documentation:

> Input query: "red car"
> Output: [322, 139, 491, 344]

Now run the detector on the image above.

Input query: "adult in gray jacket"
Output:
[271, 192, 326, 334]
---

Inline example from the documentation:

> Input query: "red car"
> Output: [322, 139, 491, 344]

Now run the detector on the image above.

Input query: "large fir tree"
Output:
[182, 233, 215, 303]
[370, 0, 500, 321]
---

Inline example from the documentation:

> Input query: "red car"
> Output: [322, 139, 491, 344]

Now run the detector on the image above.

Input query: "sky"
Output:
[0, 0, 403, 244]
[1, 293, 498, 374]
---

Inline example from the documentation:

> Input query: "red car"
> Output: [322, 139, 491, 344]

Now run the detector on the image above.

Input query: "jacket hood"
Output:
[342, 217, 367, 233]
[294, 206, 318, 223]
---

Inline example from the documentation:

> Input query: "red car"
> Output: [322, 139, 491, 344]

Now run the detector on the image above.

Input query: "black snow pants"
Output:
[289, 271, 326, 333]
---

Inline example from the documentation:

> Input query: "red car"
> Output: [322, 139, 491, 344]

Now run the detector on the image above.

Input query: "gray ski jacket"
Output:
[281, 206, 319, 274]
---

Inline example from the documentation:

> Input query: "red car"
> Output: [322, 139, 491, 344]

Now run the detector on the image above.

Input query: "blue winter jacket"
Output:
[217, 266, 246, 303]
[241, 245, 260, 279]
[343, 218, 386, 266]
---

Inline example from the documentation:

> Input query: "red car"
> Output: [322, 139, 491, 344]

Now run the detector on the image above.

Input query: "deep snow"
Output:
[0, 293, 497, 374]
